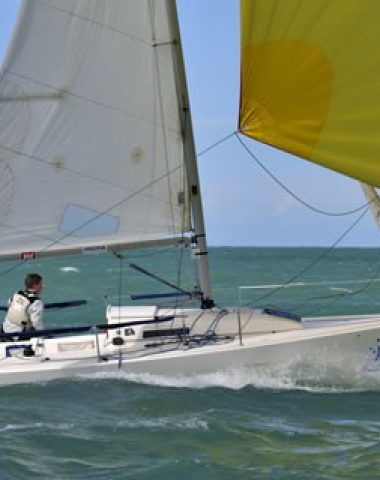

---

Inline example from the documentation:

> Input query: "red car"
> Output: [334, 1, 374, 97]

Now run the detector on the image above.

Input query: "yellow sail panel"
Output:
[240, 0, 380, 187]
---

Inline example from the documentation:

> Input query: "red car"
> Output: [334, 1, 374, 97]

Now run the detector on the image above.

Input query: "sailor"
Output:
[2, 273, 44, 334]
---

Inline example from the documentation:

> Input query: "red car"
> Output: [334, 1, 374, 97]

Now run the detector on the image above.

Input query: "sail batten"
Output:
[0, 0, 192, 256]
[240, 0, 380, 187]
[4, 68, 180, 131]
[37, 0, 152, 45]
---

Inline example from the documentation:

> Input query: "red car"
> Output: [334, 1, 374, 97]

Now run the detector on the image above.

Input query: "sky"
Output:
[0, 0, 379, 247]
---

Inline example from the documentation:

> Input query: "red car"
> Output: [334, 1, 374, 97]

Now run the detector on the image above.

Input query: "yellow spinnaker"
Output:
[239, 0, 380, 186]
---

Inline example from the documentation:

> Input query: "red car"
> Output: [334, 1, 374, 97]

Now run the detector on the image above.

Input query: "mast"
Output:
[165, 0, 214, 308]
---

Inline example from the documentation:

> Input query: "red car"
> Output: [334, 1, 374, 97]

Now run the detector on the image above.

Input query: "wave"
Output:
[0, 417, 207, 433]
[328, 287, 353, 293]
[0, 422, 75, 433]
[116, 416, 208, 431]
[77, 361, 380, 394]
[59, 267, 80, 273]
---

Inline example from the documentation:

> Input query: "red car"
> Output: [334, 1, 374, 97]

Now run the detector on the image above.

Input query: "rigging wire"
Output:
[234, 133, 372, 217]
[196, 130, 380, 313]
[108, 252, 125, 368]
[290, 247, 380, 316]
[1, 125, 376, 321]
[197, 130, 373, 216]
[1, 5, 186, 275]
[115, 252, 124, 310]
[0, 164, 183, 279]
[251, 206, 370, 306]
[197, 132, 237, 157]
[234, 135, 380, 309]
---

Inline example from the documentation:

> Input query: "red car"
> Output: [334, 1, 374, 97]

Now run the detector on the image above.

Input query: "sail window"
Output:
[59, 204, 118, 238]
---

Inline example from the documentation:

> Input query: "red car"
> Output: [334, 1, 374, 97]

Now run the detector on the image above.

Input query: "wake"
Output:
[77, 360, 380, 393]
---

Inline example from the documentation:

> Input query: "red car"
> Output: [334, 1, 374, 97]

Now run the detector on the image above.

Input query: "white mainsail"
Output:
[0, 0, 192, 258]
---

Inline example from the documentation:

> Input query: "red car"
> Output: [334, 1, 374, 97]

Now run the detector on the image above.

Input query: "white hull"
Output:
[0, 308, 379, 386]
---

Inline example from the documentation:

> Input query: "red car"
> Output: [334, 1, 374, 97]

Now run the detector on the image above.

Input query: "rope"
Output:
[197, 132, 236, 157]
[111, 252, 124, 325]
[197, 131, 377, 312]
[292, 248, 380, 315]
[235, 133, 372, 217]
[128, 262, 191, 297]
[252, 207, 369, 306]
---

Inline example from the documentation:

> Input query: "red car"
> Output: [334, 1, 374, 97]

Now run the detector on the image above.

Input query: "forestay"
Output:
[0, 0, 191, 259]
[239, 0, 380, 187]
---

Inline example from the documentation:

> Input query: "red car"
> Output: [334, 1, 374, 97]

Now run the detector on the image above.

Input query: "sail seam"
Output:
[0, 164, 187, 276]
[0, 220, 68, 245]
[37, 0, 151, 46]
[0, 143, 183, 209]
[152, 41, 176, 47]
[148, 0, 176, 236]
[32, 164, 181, 248]
[5, 69, 180, 135]
[45, 163, 181, 251]
[0, 92, 63, 102]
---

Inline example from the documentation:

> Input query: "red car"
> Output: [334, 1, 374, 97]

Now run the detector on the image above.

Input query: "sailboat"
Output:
[0, 0, 380, 386]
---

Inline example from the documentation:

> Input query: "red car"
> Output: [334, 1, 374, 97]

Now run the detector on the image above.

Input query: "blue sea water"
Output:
[1, 246, 380, 479]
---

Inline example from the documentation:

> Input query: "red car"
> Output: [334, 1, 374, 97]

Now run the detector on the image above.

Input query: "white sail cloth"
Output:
[0, 0, 190, 258]
[361, 183, 380, 229]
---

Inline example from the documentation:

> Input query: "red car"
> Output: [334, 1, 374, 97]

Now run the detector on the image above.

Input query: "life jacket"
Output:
[5, 290, 39, 330]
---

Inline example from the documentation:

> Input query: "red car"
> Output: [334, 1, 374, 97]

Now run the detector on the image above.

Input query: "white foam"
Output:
[60, 267, 80, 273]
[0, 422, 74, 433]
[116, 416, 208, 431]
[328, 287, 353, 293]
[77, 360, 380, 393]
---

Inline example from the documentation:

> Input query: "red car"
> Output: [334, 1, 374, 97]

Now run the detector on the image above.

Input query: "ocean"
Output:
[1, 246, 380, 479]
